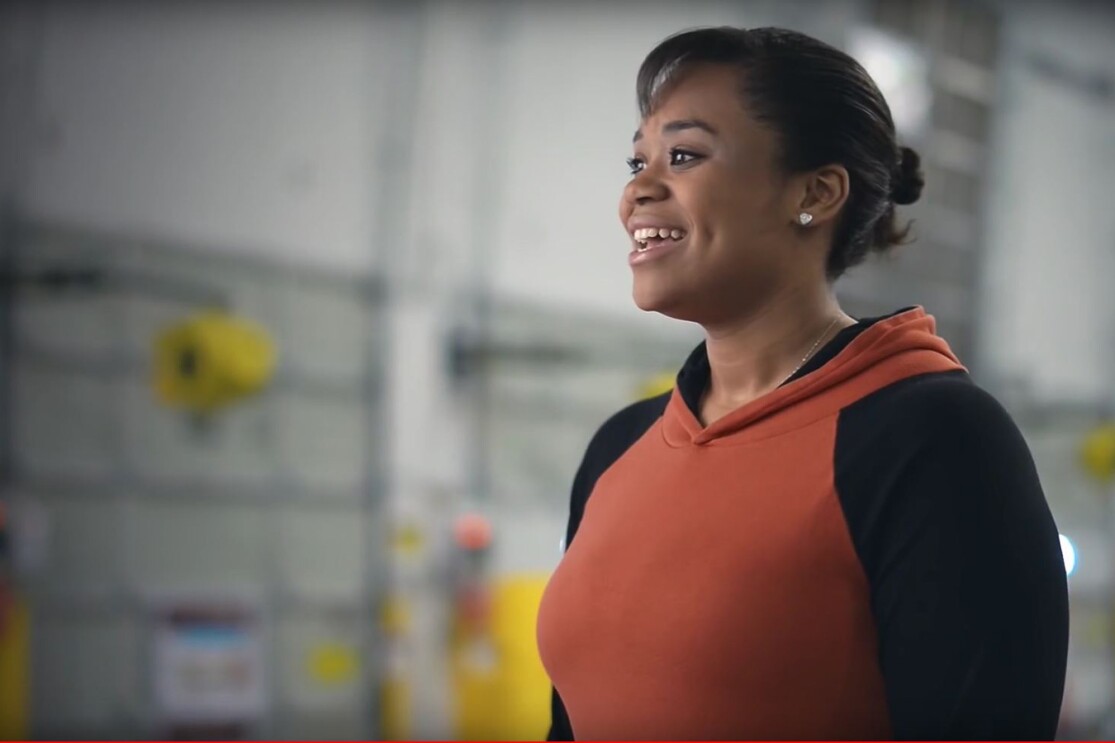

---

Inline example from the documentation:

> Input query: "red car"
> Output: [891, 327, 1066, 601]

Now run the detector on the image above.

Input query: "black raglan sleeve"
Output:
[546, 392, 671, 741]
[835, 372, 1069, 740]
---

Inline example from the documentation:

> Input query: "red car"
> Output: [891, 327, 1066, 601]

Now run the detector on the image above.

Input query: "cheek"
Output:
[684, 190, 742, 244]
[703, 181, 779, 237]
[686, 193, 782, 267]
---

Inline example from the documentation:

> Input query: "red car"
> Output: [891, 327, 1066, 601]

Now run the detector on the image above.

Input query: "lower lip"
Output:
[628, 236, 686, 266]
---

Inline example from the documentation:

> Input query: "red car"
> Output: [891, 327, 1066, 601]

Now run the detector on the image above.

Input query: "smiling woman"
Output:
[535, 26, 1068, 742]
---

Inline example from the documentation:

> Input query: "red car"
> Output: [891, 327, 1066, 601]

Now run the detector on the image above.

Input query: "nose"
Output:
[623, 168, 669, 207]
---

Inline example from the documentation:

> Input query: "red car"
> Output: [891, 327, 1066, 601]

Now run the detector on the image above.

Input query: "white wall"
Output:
[19, 1, 397, 274]
[980, 1, 1115, 405]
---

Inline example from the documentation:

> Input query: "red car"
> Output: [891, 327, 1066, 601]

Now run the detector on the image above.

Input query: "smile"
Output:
[632, 226, 688, 252]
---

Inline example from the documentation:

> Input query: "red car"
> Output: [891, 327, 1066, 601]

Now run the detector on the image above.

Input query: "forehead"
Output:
[639, 63, 753, 133]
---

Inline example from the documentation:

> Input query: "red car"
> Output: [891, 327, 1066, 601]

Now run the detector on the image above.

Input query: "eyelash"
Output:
[626, 149, 702, 174]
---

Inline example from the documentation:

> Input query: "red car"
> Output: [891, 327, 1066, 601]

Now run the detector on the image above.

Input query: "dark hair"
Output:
[637, 27, 924, 279]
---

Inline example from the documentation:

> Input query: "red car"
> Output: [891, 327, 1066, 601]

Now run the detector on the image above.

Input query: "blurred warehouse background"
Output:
[0, 0, 1113, 739]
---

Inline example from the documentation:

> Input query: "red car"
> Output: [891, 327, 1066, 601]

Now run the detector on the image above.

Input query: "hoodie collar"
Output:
[664, 307, 965, 447]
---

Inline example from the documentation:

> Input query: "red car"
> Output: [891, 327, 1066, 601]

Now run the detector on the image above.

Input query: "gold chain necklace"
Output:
[779, 316, 842, 386]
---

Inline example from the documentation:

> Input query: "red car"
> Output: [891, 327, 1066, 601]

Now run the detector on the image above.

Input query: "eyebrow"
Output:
[632, 118, 719, 143]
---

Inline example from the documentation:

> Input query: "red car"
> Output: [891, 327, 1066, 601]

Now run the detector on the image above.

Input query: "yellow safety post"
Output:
[0, 596, 29, 740]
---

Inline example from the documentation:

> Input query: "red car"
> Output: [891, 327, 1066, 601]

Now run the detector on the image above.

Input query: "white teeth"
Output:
[633, 227, 687, 241]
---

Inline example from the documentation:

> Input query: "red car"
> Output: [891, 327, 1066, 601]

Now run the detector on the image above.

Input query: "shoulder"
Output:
[835, 370, 1042, 526]
[839, 370, 1026, 452]
[835, 370, 1045, 538]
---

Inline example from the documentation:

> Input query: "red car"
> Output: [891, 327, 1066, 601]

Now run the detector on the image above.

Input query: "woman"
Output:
[536, 26, 1068, 741]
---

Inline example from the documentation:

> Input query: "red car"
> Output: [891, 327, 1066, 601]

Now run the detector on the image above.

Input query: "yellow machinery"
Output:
[154, 310, 276, 413]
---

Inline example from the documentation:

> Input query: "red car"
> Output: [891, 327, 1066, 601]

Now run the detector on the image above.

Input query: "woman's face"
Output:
[619, 64, 806, 324]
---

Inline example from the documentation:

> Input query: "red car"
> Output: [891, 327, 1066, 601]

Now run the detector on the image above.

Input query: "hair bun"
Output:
[892, 146, 924, 205]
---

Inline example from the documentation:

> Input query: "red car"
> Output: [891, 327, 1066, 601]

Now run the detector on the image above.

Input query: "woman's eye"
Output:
[627, 150, 700, 174]
[670, 149, 700, 166]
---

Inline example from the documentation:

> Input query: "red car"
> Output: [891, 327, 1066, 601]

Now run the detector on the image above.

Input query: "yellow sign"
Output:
[306, 642, 359, 686]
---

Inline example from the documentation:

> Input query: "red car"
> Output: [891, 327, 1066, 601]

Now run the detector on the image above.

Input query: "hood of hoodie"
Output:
[662, 307, 966, 448]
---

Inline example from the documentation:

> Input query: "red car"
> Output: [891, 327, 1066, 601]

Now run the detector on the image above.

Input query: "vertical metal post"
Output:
[464, 0, 513, 510]
[362, 1, 426, 737]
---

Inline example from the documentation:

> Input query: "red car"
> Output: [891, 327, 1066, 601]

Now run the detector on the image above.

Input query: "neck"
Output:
[701, 282, 853, 414]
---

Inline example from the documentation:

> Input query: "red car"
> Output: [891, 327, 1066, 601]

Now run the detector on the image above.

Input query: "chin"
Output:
[632, 282, 695, 321]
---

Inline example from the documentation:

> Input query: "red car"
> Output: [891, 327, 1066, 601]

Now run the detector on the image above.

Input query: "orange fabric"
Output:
[536, 308, 966, 740]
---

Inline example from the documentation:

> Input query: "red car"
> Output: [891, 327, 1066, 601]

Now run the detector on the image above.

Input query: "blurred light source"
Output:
[848, 27, 932, 138]
[1060, 534, 1077, 577]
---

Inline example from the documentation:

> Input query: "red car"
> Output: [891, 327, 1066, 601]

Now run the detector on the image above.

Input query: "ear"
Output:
[793, 164, 850, 227]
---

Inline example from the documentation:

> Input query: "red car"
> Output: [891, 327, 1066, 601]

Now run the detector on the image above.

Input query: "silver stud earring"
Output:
[797, 212, 814, 226]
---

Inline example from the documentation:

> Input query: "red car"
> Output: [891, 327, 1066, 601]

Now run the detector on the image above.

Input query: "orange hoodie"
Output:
[537, 308, 1068, 741]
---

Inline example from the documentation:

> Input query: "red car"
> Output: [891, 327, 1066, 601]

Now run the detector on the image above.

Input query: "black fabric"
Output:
[547, 391, 671, 741]
[834, 371, 1069, 740]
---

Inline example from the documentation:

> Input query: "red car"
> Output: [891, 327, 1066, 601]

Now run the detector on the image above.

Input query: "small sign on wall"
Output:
[152, 601, 266, 730]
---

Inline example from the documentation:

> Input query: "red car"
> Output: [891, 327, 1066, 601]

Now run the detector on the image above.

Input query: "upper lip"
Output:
[626, 215, 688, 237]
